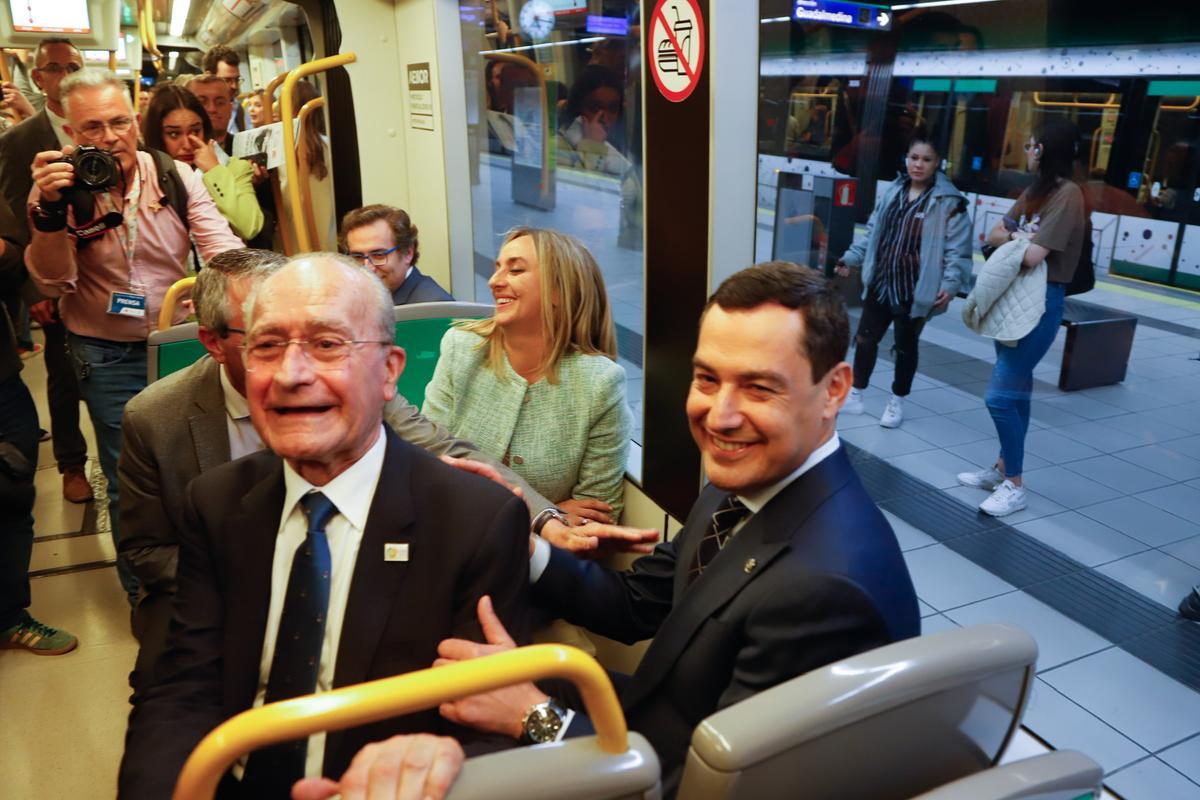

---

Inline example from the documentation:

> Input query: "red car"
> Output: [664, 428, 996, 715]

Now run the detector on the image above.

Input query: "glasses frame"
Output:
[241, 337, 392, 371]
[78, 117, 136, 142]
[347, 245, 401, 267]
[33, 63, 82, 76]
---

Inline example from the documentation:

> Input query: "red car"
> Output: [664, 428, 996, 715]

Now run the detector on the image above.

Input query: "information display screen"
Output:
[9, 0, 91, 33]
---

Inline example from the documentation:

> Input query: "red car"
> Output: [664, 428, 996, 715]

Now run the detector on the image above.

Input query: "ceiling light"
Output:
[170, 0, 191, 38]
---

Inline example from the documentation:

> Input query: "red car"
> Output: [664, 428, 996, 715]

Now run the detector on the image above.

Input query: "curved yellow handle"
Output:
[280, 53, 357, 252]
[484, 52, 551, 200]
[172, 644, 627, 800]
[263, 70, 292, 125]
[158, 276, 196, 331]
[296, 96, 326, 250]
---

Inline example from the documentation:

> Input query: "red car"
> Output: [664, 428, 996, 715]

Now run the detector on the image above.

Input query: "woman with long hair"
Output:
[836, 128, 971, 428]
[276, 79, 335, 250]
[141, 84, 263, 241]
[422, 227, 631, 523]
[958, 119, 1087, 516]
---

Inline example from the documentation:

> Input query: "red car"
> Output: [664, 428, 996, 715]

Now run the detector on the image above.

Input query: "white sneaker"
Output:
[843, 388, 865, 415]
[879, 395, 903, 428]
[979, 480, 1027, 517]
[957, 465, 1004, 491]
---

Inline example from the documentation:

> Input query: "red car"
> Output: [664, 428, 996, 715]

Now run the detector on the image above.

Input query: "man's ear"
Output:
[381, 345, 406, 402]
[197, 326, 226, 364]
[823, 360, 853, 419]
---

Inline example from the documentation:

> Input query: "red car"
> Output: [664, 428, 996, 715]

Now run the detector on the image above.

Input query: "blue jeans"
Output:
[0, 373, 40, 629]
[984, 283, 1066, 478]
[67, 333, 147, 602]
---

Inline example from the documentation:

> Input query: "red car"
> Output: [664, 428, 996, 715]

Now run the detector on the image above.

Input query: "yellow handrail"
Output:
[483, 52, 550, 199]
[296, 96, 326, 250]
[280, 53, 357, 252]
[172, 644, 627, 800]
[1160, 96, 1200, 112]
[158, 276, 196, 331]
[263, 70, 291, 124]
[0, 51, 11, 83]
[1032, 92, 1119, 110]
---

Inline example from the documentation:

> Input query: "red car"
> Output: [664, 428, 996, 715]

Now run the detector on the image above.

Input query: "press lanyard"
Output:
[99, 163, 143, 286]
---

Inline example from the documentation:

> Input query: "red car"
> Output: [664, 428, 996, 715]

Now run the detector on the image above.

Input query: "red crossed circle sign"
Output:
[648, 0, 705, 103]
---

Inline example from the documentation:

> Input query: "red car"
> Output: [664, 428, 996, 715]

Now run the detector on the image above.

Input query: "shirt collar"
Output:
[281, 426, 387, 534]
[737, 432, 841, 515]
[218, 364, 251, 420]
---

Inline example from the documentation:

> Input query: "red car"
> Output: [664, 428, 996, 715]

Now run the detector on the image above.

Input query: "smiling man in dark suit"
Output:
[118, 254, 531, 799]
[322, 261, 920, 800]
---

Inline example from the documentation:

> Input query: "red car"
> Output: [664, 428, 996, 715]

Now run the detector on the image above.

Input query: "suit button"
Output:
[513, 455, 524, 465]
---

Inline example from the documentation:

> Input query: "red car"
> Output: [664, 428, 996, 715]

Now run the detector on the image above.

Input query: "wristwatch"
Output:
[521, 699, 566, 744]
[530, 506, 570, 536]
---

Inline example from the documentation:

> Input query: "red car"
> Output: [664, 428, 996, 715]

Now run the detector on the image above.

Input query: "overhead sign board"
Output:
[792, 0, 891, 31]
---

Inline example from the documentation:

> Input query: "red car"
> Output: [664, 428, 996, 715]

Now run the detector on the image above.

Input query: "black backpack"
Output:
[1065, 218, 1095, 296]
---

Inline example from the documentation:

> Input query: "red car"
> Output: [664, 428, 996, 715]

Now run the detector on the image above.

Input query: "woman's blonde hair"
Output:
[463, 227, 617, 383]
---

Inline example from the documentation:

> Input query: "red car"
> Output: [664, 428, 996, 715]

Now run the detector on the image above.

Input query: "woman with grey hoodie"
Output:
[835, 130, 972, 428]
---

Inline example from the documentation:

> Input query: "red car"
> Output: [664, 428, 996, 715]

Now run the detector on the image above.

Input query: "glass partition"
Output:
[457, 1, 646, 442]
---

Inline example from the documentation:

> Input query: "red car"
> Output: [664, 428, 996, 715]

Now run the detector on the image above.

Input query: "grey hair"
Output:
[60, 68, 130, 117]
[243, 252, 395, 343]
[194, 249, 287, 334]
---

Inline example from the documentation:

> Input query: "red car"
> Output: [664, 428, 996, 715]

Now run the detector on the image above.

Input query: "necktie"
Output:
[242, 492, 336, 793]
[687, 494, 750, 587]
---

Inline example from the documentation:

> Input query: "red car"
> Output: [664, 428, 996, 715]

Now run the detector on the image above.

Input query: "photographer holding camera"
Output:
[27, 68, 241, 604]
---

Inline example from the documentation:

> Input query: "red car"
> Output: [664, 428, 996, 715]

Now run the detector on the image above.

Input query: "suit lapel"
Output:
[224, 460, 286, 712]
[189, 359, 232, 473]
[325, 430, 415, 760]
[623, 448, 857, 711]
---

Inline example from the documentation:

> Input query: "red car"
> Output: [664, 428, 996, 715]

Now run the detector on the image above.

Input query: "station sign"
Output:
[792, 0, 891, 31]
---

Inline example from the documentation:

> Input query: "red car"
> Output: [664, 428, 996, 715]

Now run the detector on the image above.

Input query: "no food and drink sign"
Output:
[648, 0, 705, 103]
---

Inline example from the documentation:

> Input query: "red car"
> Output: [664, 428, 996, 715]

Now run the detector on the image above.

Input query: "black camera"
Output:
[64, 145, 119, 192]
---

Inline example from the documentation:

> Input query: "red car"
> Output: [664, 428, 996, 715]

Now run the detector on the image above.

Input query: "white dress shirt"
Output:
[47, 106, 72, 148]
[249, 426, 387, 778]
[218, 366, 264, 460]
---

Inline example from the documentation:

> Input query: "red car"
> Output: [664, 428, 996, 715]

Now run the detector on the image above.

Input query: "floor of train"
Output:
[3, 274, 1198, 798]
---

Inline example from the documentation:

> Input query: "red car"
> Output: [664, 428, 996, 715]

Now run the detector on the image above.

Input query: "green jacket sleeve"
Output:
[200, 157, 264, 241]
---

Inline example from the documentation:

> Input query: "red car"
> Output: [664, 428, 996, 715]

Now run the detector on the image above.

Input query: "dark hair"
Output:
[706, 261, 849, 381]
[905, 125, 940, 158]
[36, 37, 78, 63]
[141, 84, 213, 152]
[563, 65, 623, 126]
[202, 45, 239, 74]
[1028, 119, 1080, 208]
[194, 248, 287, 333]
[339, 204, 420, 266]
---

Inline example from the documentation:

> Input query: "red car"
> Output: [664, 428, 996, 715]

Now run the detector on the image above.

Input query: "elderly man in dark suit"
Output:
[118, 248, 557, 695]
[301, 261, 920, 800]
[118, 254, 533, 799]
[0, 36, 92, 504]
[339, 205, 453, 305]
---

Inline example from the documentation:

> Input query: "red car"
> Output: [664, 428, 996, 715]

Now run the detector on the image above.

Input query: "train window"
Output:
[457, 1, 646, 442]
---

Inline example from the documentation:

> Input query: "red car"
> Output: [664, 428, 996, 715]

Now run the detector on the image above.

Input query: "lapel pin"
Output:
[384, 543, 410, 562]
[743, 558, 757, 574]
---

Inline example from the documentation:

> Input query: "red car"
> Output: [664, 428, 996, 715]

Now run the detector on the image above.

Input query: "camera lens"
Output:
[77, 153, 107, 184]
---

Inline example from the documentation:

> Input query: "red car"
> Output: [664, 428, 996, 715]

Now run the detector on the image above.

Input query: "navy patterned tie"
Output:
[688, 494, 750, 587]
[242, 492, 336, 794]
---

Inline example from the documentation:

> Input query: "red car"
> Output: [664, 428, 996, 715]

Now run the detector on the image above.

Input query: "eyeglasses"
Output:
[242, 337, 391, 371]
[34, 63, 81, 75]
[347, 245, 400, 267]
[221, 76, 241, 89]
[78, 116, 135, 142]
[1023, 142, 1042, 153]
[223, 327, 246, 338]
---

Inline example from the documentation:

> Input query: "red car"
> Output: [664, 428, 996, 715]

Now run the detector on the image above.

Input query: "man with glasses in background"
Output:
[0, 37, 95, 505]
[201, 44, 246, 138]
[26, 68, 242, 604]
[339, 205, 453, 304]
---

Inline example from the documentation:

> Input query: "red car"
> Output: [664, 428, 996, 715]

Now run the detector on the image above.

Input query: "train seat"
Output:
[675, 623, 1038, 800]
[392, 301, 493, 409]
[911, 751, 1104, 800]
[147, 322, 207, 384]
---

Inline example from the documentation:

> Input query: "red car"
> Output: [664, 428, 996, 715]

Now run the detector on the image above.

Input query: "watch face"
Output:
[519, 0, 555, 40]
[525, 703, 564, 743]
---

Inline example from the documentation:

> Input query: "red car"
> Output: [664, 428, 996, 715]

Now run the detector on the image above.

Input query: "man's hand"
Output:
[189, 135, 220, 173]
[541, 518, 658, 556]
[31, 148, 74, 203]
[435, 596, 546, 740]
[932, 290, 951, 311]
[580, 111, 609, 143]
[291, 734, 465, 800]
[1, 82, 34, 120]
[250, 162, 269, 185]
[438, 455, 523, 499]
[559, 497, 613, 525]
[833, 259, 854, 278]
[28, 299, 58, 326]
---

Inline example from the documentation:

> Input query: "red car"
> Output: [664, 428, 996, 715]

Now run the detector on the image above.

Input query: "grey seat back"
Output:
[912, 751, 1104, 800]
[677, 623, 1038, 800]
[448, 732, 662, 800]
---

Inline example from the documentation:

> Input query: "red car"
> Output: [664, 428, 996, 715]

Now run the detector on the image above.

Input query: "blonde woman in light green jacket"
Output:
[422, 227, 632, 523]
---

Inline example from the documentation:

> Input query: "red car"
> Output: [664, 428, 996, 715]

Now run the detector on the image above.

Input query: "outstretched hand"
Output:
[291, 733, 464, 800]
[541, 518, 658, 556]
[434, 596, 546, 740]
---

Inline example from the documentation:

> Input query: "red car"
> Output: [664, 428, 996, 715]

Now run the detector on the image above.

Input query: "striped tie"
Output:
[687, 494, 750, 587]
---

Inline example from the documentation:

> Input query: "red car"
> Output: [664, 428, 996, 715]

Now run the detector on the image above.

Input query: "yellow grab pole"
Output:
[263, 70, 291, 124]
[173, 644, 627, 800]
[279, 52, 356, 252]
[158, 276, 196, 331]
[483, 52, 551, 200]
[295, 96, 326, 250]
